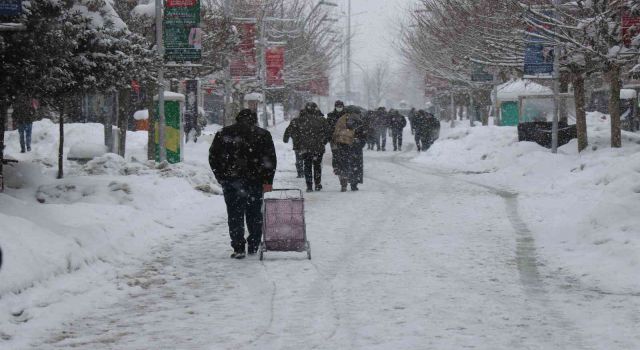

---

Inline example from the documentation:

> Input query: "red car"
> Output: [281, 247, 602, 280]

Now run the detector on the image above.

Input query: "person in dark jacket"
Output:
[388, 109, 407, 151]
[413, 110, 441, 151]
[326, 100, 346, 133]
[209, 109, 277, 259]
[332, 106, 366, 191]
[285, 102, 331, 192]
[408, 107, 417, 135]
[12, 95, 36, 153]
[363, 110, 377, 150]
[373, 107, 389, 151]
[283, 115, 304, 178]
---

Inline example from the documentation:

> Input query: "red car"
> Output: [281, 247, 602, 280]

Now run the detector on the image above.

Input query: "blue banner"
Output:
[0, 0, 21, 16]
[523, 10, 555, 76]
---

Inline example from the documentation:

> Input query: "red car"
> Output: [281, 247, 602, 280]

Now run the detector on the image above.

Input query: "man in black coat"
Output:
[413, 110, 441, 151]
[389, 109, 407, 151]
[209, 109, 277, 259]
[285, 102, 331, 192]
[374, 107, 389, 151]
[283, 115, 304, 178]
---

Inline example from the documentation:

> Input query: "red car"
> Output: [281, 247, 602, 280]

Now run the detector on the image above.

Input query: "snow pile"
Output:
[67, 143, 108, 160]
[415, 114, 640, 292]
[133, 109, 149, 121]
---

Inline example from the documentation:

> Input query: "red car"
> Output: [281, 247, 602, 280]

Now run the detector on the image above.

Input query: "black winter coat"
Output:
[209, 122, 277, 185]
[285, 111, 331, 154]
[389, 113, 407, 130]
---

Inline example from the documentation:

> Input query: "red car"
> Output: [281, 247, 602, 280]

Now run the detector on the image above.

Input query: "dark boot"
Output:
[340, 178, 348, 192]
[315, 184, 322, 191]
[306, 183, 313, 192]
[351, 183, 359, 191]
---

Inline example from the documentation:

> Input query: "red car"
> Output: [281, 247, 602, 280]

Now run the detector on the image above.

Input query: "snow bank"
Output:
[67, 143, 108, 160]
[414, 114, 640, 293]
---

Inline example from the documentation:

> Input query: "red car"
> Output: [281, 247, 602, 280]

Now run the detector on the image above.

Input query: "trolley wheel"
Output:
[305, 241, 311, 260]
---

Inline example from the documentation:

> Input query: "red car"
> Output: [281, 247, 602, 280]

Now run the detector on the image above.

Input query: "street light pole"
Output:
[551, 0, 560, 153]
[155, 0, 166, 162]
[345, 0, 351, 104]
[223, 0, 232, 127]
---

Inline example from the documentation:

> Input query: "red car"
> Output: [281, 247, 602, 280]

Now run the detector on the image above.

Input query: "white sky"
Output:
[340, 0, 417, 69]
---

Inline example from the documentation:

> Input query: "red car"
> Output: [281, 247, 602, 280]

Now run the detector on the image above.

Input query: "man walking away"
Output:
[389, 109, 407, 151]
[209, 109, 277, 259]
[12, 96, 36, 153]
[283, 114, 304, 178]
[423, 111, 441, 151]
[374, 107, 389, 151]
[413, 110, 441, 152]
[286, 102, 331, 192]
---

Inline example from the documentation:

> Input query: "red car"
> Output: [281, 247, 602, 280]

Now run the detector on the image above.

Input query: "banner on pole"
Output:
[163, 0, 201, 62]
[266, 46, 285, 87]
[230, 22, 258, 80]
[622, 10, 640, 48]
[0, 0, 21, 16]
[523, 12, 555, 77]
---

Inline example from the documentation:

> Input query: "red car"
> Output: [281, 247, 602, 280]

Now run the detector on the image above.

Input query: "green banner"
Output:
[164, 0, 201, 62]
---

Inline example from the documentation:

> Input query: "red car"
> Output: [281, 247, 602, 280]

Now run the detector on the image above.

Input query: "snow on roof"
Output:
[620, 89, 637, 100]
[154, 91, 186, 102]
[132, 1, 155, 18]
[134, 109, 149, 120]
[496, 79, 553, 101]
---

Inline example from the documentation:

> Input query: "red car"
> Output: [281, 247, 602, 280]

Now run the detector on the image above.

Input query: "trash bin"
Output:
[517, 121, 577, 148]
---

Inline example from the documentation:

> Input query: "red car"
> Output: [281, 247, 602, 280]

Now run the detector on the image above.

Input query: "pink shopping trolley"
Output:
[259, 189, 311, 260]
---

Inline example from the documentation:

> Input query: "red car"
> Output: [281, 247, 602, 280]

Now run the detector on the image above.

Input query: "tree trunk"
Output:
[609, 64, 622, 148]
[0, 102, 7, 191]
[117, 89, 129, 158]
[573, 72, 588, 152]
[146, 82, 156, 161]
[58, 101, 65, 179]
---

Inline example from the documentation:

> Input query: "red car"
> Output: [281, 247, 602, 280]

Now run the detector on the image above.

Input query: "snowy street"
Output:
[6, 123, 636, 350]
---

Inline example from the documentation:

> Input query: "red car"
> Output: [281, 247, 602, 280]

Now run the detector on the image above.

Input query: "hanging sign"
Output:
[0, 0, 21, 16]
[163, 0, 201, 62]
[184, 79, 198, 134]
[266, 46, 285, 88]
[230, 22, 258, 79]
[471, 62, 494, 82]
[523, 11, 555, 77]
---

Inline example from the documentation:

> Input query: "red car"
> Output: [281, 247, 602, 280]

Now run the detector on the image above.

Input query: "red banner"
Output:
[266, 46, 285, 87]
[622, 10, 640, 48]
[230, 22, 257, 80]
[166, 0, 197, 7]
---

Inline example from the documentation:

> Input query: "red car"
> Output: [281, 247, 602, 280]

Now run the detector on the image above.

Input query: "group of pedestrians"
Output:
[361, 107, 408, 152]
[208, 102, 440, 259]
[284, 100, 365, 193]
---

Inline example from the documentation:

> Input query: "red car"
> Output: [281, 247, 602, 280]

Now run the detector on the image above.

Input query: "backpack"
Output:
[333, 114, 355, 145]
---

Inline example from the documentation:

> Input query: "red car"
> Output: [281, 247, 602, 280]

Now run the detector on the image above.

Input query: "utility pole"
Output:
[345, 0, 351, 104]
[223, 0, 232, 127]
[551, 0, 560, 153]
[155, 0, 166, 162]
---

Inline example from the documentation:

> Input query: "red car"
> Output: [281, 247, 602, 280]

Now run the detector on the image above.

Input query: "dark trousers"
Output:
[294, 150, 304, 177]
[392, 128, 403, 150]
[18, 122, 32, 151]
[221, 180, 264, 252]
[302, 151, 323, 186]
[416, 133, 435, 151]
[376, 127, 387, 150]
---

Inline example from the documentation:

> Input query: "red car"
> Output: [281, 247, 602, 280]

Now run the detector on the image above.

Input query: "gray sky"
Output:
[341, 0, 416, 69]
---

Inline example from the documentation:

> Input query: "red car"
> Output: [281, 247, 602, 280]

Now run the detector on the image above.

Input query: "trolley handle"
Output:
[266, 188, 304, 199]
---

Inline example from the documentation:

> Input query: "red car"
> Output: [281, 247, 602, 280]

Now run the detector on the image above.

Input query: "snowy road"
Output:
[26, 143, 639, 349]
